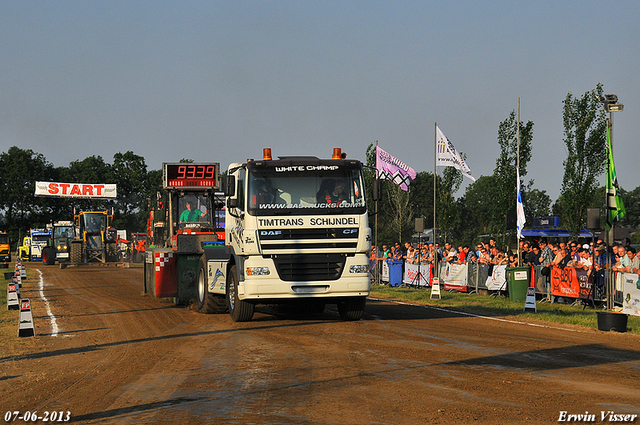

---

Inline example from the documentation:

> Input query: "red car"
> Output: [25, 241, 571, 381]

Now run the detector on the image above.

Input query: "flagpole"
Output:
[433, 122, 438, 280]
[517, 98, 521, 266]
[606, 120, 612, 310]
[375, 140, 379, 286]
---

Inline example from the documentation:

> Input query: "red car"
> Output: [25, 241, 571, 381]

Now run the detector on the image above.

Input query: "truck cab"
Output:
[19, 229, 51, 261]
[0, 231, 10, 263]
[201, 148, 371, 322]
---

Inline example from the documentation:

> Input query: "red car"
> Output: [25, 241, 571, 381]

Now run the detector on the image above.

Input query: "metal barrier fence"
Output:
[373, 259, 627, 306]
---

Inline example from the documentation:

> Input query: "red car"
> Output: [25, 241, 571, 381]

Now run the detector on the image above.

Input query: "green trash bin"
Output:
[506, 266, 530, 302]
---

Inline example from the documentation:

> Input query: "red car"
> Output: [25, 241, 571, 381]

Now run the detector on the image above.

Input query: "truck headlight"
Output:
[349, 265, 368, 274]
[246, 267, 270, 276]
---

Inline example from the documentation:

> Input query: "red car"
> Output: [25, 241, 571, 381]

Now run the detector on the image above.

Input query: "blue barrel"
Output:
[389, 260, 403, 287]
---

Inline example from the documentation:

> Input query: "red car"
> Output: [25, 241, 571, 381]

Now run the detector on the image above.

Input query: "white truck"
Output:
[198, 148, 371, 322]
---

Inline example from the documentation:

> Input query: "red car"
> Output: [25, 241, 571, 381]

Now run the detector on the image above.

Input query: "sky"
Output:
[1, 1, 639, 202]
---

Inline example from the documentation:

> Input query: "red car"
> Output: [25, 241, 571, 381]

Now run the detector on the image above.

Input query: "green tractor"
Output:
[42, 221, 75, 265]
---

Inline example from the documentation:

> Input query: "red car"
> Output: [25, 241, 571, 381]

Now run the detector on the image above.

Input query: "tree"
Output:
[58, 155, 114, 212]
[522, 188, 551, 220]
[436, 162, 463, 242]
[491, 110, 534, 247]
[0, 146, 54, 231]
[386, 183, 413, 243]
[558, 84, 607, 235]
[111, 151, 150, 232]
[459, 175, 498, 242]
[620, 186, 640, 228]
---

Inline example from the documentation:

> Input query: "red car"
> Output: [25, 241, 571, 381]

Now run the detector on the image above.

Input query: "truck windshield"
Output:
[0, 235, 7, 244]
[32, 234, 50, 242]
[246, 166, 366, 216]
[54, 226, 74, 239]
[177, 193, 211, 228]
[83, 213, 105, 233]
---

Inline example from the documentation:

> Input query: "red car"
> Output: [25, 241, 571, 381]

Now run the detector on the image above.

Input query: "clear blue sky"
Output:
[1, 1, 638, 202]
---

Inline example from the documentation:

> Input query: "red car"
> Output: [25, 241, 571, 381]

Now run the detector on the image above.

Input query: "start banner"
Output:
[35, 182, 117, 199]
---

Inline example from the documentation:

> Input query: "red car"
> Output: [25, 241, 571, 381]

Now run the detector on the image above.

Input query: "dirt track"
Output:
[1, 263, 640, 424]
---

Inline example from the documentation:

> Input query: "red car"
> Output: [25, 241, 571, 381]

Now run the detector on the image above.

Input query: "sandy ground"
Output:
[1, 263, 639, 424]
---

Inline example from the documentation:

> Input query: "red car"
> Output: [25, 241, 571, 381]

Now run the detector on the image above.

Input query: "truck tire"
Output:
[70, 241, 83, 264]
[197, 257, 227, 314]
[337, 296, 366, 321]
[226, 264, 254, 322]
[43, 248, 56, 265]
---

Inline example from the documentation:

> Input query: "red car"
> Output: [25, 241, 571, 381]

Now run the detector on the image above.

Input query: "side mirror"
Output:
[222, 175, 236, 197]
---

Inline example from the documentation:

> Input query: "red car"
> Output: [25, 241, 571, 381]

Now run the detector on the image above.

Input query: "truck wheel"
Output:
[337, 297, 366, 321]
[43, 248, 56, 265]
[70, 241, 83, 264]
[197, 257, 227, 314]
[226, 264, 254, 322]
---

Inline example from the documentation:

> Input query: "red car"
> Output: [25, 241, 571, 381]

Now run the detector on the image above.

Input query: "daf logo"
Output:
[260, 230, 282, 236]
[343, 229, 358, 235]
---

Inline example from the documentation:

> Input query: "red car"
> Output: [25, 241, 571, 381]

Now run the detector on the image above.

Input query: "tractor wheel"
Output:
[70, 241, 83, 264]
[43, 248, 56, 265]
[105, 242, 117, 262]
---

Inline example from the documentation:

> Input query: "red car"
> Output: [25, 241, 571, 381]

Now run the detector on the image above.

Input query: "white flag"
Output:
[435, 126, 475, 181]
[516, 169, 526, 239]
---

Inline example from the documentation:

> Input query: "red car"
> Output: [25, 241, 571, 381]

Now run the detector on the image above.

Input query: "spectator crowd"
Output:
[370, 237, 640, 277]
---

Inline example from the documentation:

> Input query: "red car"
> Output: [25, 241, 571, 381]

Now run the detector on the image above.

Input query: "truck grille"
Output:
[259, 227, 358, 252]
[272, 254, 345, 282]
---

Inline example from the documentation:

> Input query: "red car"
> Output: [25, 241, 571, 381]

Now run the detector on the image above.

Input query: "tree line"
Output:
[1, 84, 637, 248]
[0, 149, 161, 243]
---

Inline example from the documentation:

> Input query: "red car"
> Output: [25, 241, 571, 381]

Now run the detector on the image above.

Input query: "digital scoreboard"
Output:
[163, 163, 220, 190]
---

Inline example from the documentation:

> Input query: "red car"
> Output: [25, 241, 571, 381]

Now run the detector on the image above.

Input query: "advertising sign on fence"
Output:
[622, 272, 640, 317]
[550, 267, 590, 299]
[381, 261, 389, 283]
[485, 265, 507, 291]
[403, 263, 431, 287]
[443, 263, 468, 292]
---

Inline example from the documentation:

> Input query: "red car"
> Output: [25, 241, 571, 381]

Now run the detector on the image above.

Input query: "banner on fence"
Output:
[381, 261, 389, 282]
[622, 272, 640, 317]
[443, 263, 468, 292]
[550, 267, 590, 299]
[485, 265, 507, 290]
[403, 263, 432, 287]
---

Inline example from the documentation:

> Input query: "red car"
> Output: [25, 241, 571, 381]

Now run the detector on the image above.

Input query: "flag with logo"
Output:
[435, 126, 476, 181]
[606, 122, 625, 231]
[516, 169, 526, 239]
[376, 146, 416, 192]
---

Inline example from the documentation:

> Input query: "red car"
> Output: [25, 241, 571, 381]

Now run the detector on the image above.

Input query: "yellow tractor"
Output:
[70, 210, 118, 263]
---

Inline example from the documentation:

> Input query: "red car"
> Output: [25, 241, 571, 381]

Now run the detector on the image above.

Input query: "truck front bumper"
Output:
[238, 254, 370, 301]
